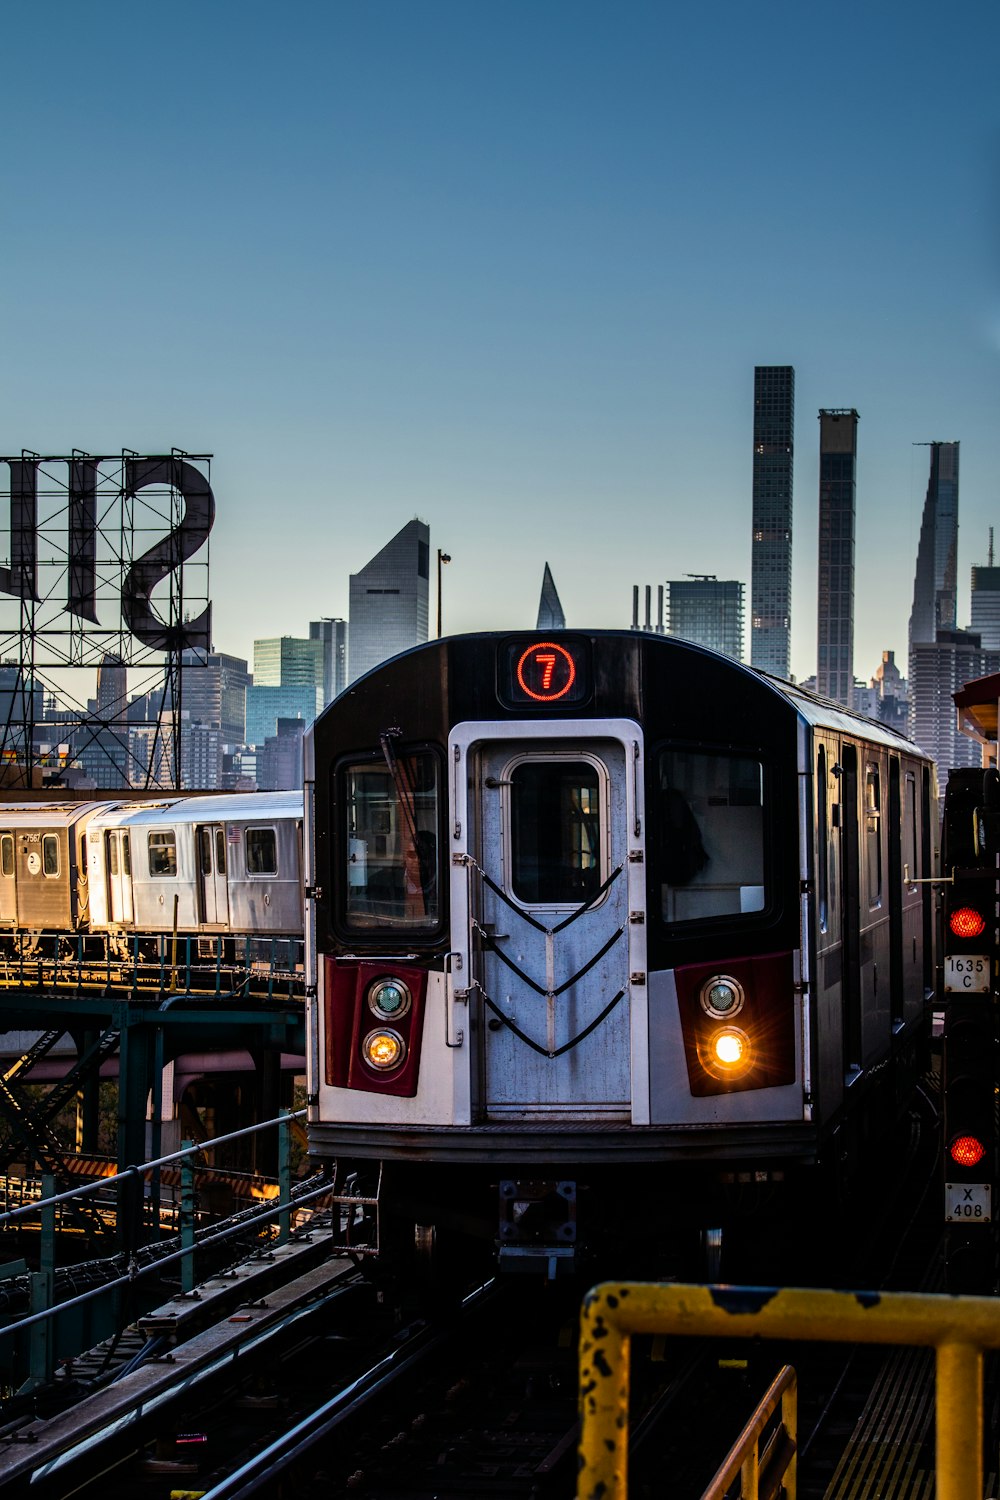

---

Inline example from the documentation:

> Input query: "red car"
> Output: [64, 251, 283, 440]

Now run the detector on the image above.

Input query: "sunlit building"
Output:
[348, 519, 430, 683]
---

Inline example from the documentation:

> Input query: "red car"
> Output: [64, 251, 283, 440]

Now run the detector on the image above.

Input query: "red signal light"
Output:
[949, 1134, 987, 1168]
[949, 906, 987, 940]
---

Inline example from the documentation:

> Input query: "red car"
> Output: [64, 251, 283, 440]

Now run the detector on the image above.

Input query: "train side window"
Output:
[509, 759, 604, 905]
[246, 828, 277, 876]
[109, 837, 119, 876]
[0, 834, 12, 877]
[122, 833, 131, 877]
[658, 748, 767, 923]
[904, 772, 917, 892]
[199, 828, 213, 877]
[865, 764, 882, 908]
[148, 830, 177, 877]
[216, 829, 227, 874]
[817, 747, 828, 933]
[42, 834, 59, 877]
[341, 751, 441, 931]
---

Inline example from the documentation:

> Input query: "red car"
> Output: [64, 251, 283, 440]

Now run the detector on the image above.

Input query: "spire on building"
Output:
[536, 563, 566, 630]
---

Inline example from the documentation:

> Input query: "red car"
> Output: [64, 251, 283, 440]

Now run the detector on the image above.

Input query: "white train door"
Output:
[106, 830, 134, 926]
[198, 824, 230, 927]
[473, 738, 634, 1117]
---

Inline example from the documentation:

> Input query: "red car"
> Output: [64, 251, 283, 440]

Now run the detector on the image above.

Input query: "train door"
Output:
[106, 830, 134, 926]
[0, 831, 15, 926]
[197, 824, 229, 927]
[473, 738, 634, 1117]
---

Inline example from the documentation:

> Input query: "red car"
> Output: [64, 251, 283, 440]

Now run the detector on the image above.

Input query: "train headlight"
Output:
[362, 1029, 407, 1072]
[711, 1027, 751, 1070]
[699, 975, 745, 1019]
[367, 977, 412, 1020]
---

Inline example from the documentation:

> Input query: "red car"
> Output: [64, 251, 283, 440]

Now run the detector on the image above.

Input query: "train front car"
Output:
[305, 631, 935, 1277]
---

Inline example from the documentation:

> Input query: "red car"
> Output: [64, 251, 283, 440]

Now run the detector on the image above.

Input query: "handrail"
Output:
[577, 1282, 1000, 1500]
[700, 1363, 797, 1500]
[0, 1108, 308, 1227]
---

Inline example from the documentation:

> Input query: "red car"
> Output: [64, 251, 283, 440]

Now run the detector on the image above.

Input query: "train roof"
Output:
[319, 630, 932, 764]
[0, 801, 117, 829]
[83, 791, 303, 831]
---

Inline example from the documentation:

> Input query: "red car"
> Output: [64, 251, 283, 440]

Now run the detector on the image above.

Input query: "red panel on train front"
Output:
[674, 951, 795, 1097]
[324, 957, 427, 1098]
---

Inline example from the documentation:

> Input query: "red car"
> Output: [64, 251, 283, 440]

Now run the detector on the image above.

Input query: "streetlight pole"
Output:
[437, 549, 451, 637]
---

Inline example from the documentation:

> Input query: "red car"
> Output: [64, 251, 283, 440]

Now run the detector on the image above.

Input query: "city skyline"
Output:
[3, 2, 999, 687]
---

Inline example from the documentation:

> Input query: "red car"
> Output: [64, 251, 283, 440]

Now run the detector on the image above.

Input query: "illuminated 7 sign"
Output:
[0, 454, 214, 651]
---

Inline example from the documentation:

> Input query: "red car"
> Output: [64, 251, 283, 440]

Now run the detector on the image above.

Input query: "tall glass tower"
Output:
[816, 409, 859, 706]
[909, 441, 960, 652]
[750, 366, 795, 677]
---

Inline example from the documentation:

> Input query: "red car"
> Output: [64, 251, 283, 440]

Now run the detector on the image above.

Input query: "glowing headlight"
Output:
[367, 977, 412, 1020]
[362, 1029, 407, 1072]
[712, 1027, 750, 1069]
[699, 974, 745, 1018]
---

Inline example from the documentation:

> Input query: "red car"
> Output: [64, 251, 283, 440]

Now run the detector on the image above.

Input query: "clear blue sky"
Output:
[4, 0, 999, 685]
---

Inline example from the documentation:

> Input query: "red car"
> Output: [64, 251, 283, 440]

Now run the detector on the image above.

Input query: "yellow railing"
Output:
[701, 1363, 797, 1500]
[577, 1282, 1000, 1500]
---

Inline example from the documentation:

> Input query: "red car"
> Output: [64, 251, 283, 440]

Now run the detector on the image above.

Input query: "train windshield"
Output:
[658, 748, 767, 924]
[342, 751, 440, 930]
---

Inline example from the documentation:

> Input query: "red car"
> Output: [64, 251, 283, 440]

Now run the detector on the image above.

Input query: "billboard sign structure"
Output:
[0, 451, 214, 788]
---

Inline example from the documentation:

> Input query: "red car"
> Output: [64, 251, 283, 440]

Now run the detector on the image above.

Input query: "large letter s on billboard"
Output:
[122, 458, 215, 651]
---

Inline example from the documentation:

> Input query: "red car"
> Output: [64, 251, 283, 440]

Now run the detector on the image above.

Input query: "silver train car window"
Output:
[148, 830, 177, 877]
[344, 753, 440, 930]
[246, 827, 277, 875]
[659, 749, 766, 923]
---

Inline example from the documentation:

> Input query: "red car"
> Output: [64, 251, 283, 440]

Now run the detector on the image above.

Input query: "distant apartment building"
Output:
[750, 365, 794, 677]
[910, 628, 999, 785]
[179, 649, 251, 788]
[310, 618, 348, 708]
[666, 576, 744, 661]
[970, 562, 1000, 652]
[816, 409, 859, 706]
[79, 654, 130, 789]
[258, 717, 306, 791]
[245, 685, 318, 751]
[348, 519, 430, 683]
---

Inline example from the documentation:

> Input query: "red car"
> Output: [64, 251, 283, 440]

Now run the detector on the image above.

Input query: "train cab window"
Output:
[0, 835, 12, 877]
[865, 764, 882, 908]
[246, 828, 277, 875]
[148, 830, 177, 877]
[509, 759, 603, 905]
[342, 751, 440, 931]
[657, 748, 767, 924]
[42, 835, 59, 877]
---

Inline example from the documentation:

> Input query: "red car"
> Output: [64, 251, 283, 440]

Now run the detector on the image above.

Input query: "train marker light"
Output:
[949, 906, 987, 940]
[368, 977, 412, 1020]
[949, 1134, 987, 1169]
[362, 1029, 407, 1072]
[700, 975, 745, 1018]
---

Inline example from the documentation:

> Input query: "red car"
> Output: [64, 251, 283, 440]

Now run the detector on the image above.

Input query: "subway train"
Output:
[304, 630, 938, 1274]
[0, 791, 303, 947]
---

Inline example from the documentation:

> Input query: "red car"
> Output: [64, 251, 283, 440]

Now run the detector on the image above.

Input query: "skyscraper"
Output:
[908, 441, 960, 751]
[750, 366, 794, 677]
[910, 628, 998, 787]
[816, 409, 859, 705]
[666, 576, 745, 661]
[909, 441, 960, 654]
[536, 564, 566, 630]
[348, 519, 430, 683]
[970, 548, 1000, 651]
[309, 618, 348, 707]
[253, 636, 324, 711]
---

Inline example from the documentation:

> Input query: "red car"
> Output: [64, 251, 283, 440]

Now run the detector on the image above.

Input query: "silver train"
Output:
[0, 792, 303, 943]
[304, 630, 939, 1273]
